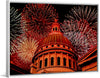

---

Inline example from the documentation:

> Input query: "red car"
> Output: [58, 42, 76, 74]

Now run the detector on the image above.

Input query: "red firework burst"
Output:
[21, 4, 58, 36]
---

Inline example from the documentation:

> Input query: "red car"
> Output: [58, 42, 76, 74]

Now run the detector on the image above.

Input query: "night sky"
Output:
[10, 3, 97, 75]
[10, 3, 97, 23]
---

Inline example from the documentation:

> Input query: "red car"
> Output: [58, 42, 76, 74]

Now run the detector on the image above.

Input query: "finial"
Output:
[55, 19, 58, 23]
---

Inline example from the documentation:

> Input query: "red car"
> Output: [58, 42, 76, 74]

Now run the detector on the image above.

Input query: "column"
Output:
[71, 59, 73, 69]
[67, 54, 69, 67]
[61, 52, 63, 66]
[30, 63, 33, 73]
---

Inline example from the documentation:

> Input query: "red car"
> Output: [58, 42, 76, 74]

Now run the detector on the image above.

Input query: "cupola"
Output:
[49, 19, 62, 35]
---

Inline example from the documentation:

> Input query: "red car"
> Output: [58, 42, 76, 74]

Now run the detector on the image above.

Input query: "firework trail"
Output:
[21, 4, 58, 36]
[66, 6, 97, 30]
[10, 7, 23, 41]
[61, 20, 97, 57]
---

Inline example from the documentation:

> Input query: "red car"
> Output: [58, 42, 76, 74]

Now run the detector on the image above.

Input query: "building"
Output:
[30, 19, 97, 74]
[10, 19, 97, 75]
[30, 19, 78, 74]
[78, 46, 97, 71]
[10, 61, 30, 75]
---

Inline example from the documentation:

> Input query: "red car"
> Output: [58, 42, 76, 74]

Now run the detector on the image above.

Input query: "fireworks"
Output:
[10, 4, 97, 71]
[17, 37, 38, 63]
[62, 5, 97, 57]
[66, 6, 97, 30]
[11, 34, 38, 63]
[10, 7, 23, 41]
[21, 4, 58, 36]
[24, 30, 44, 41]
[61, 20, 97, 57]
[10, 34, 26, 55]
[10, 35, 38, 70]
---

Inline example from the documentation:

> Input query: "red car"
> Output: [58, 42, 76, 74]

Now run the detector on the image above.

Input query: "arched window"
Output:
[53, 28, 54, 31]
[46, 46, 48, 48]
[57, 57, 60, 65]
[55, 27, 57, 31]
[73, 61, 75, 69]
[69, 59, 71, 68]
[63, 58, 66, 66]
[45, 58, 48, 67]
[51, 57, 54, 65]
[57, 44, 60, 47]
[40, 60, 42, 68]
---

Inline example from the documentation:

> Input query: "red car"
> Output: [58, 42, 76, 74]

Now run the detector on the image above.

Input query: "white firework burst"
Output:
[66, 6, 97, 30]
[61, 20, 97, 57]
[17, 37, 38, 63]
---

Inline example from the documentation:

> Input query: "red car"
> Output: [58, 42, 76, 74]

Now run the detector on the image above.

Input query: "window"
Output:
[73, 61, 75, 69]
[52, 45, 54, 47]
[63, 45, 65, 48]
[57, 44, 60, 47]
[45, 58, 48, 67]
[51, 57, 54, 65]
[63, 58, 66, 66]
[40, 60, 42, 68]
[57, 57, 60, 65]
[46, 46, 48, 48]
[55, 27, 57, 31]
[53, 28, 54, 31]
[69, 59, 71, 68]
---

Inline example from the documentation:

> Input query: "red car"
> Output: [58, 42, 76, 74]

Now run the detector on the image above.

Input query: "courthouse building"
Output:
[10, 19, 97, 74]
[30, 19, 97, 74]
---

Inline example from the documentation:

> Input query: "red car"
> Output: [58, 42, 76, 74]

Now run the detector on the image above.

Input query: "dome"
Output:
[31, 19, 78, 74]
[38, 34, 74, 49]
[37, 19, 74, 50]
